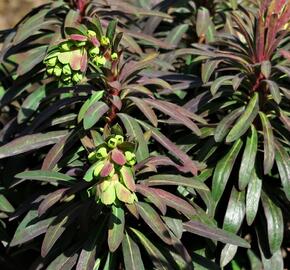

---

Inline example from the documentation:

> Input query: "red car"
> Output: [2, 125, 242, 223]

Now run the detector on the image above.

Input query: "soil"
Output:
[0, 0, 47, 30]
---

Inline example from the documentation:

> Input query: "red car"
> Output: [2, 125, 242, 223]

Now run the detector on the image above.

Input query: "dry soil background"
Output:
[0, 0, 47, 30]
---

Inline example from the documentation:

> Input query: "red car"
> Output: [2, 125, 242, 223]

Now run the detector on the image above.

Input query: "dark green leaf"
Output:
[238, 125, 258, 190]
[83, 101, 109, 129]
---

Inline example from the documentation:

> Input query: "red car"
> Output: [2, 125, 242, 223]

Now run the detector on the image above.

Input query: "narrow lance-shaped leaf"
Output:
[142, 174, 209, 191]
[275, 142, 290, 200]
[0, 194, 15, 213]
[108, 204, 125, 252]
[265, 80, 281, 104]
[164, 24, 188, 46]
[214, 107, 245, 142]
[246, 170, 262, 225]
[239, 125, 258, 190]
[183, 220, 250, 248]
[210, 76, 234, 95]
[130, 228, 174, 270]
[136, 202, 172, 245]
[226, 92, 259, 143]
[259, 111, 275, 174]
[261, 192, 283, 255]
[83, 101, 109, 129]
[122, 231, 145, 270]
[0, 131, 68, 159]
[212, 139, 243, 204]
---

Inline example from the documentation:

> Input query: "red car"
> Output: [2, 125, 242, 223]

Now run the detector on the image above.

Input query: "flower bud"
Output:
[47, 56, 57, 67]
[60, 42, 71, 51]
[46, 67, 54, 75]
[125, 151, 136, 162]
[96, 147, 108, 159]
[89, 47, 100, 57]
[53, 64, 63, 77]
[128, 159, 136, 166]
[93, 55, 106, 66]
[88, 152, 97, 163]
[108, 138, 118, 148]
[87, 30, 96, 38]
[93, 161, 105, 177]
[111, 52, 118, 61]
[115, 135, 124, 145]
[101, 36, 110, 46]
[61, 74, 71, 82]
[75, 41, 86, 47]
[62, 64, 72, 75]
[72, 72, 83, 83]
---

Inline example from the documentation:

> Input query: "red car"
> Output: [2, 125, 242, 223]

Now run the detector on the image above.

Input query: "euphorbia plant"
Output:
[186, 0, 290, 268]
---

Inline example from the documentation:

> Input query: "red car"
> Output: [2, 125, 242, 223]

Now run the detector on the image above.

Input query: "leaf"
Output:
[260, 249, 283, 270]
[17, 85, 46, 124]
[15, 170, 75, 184]
[128, 97, 158, 127]
[135, 185, 167, 215]
[118, 114, 149, 162]
[154, 188, 196, 216]
[259, 112, 275, 174]
[106, 19, 117, 42]
[165, 24, 188, 46]
[238, 125, 258, 190]
[0, 131, 68, 159]
[42, 129, 81, 170]
[83, 101, 109, 129]
[130, 228, 174, 270]
[214, 107, 245, 142]
[210, 76, 234, 95]
[0, 194, 14, 213]
[17, 45, 48, 76]
[196, 8, 211, 37]
[143, 174, 209, 191]
[162, 217, 183, 240]
[212, 139, 243, 203]
[246, 170, 262, 225]
[138, 120, 201, 175]
[108, 205, 125, 252]
[223, 187, 245, 233]
[275, 142, 290, 200]
[201, 60, 220, 83]
[265, 80, 281, 104]
[122, 232, 145, 270]
[183, 221, 250, 248]
[78, 91, 104, 122]
[41, 203, 81, 257]
[261, 61, 271, 78]
[136, 202, 172, 244]
[10, 209, 55, 246]
[226, 92, 259, 143]
[220, 244, 238, 268]
[261, 192, 283, 254]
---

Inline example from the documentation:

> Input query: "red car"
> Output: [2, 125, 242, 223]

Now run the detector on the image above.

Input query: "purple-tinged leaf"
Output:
[111, 149, 126, 166]
[108, 205, 125, 252]
[138, 120, 202, 175]
[142, 174, 209, 191]
[70, 34, 87, 41]
[183, 220, 250, 248]
[120, 166, 135, 191]
[265, 80, 281, 104]
[42, 129, 81, 170]
[83, 101, 109, 130]
[41, 203, 82, 257]
[38, 188, 69, 216]
[130, 228, 174, 270]
[10, 209, 55, 246]
[128, 97, 158, 127]
[162, 217, 183, 240]
[122, 231, 145, 270]
[0, 131, 68, 159]
[100, 161, 114, 178]
[135, 185, 167, 215]
[80, 49, 88, 72]
[136, 202, 172, 244]
[154, 188, 196, 216]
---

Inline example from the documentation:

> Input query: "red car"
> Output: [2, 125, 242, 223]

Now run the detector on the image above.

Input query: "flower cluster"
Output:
[84, 135, 137, 205]
[43, 25, 118, 86]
